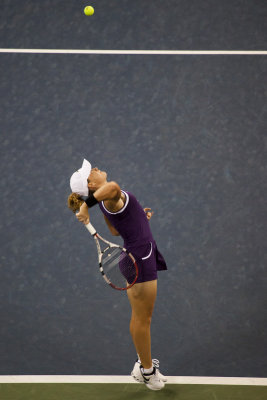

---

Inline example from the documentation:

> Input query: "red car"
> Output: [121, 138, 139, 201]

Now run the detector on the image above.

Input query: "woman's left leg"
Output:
[127, 279, 157, 369]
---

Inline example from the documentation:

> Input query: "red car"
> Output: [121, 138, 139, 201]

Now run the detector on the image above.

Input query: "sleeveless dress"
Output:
[98, 190, 167, 283]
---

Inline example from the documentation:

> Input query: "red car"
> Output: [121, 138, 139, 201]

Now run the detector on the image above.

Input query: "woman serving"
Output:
[68, 159, 167, 391]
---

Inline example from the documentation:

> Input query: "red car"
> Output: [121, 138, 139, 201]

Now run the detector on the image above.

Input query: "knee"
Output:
[131, 313, 153, 328]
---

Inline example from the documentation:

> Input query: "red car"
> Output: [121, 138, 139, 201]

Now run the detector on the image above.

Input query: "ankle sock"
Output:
[143, 366, 154, 374]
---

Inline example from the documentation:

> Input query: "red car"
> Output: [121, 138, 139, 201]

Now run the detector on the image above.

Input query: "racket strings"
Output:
[102, 247, 137, 289]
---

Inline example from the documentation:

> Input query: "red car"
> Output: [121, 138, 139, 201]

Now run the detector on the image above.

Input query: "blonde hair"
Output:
[67, 192, 84, 213]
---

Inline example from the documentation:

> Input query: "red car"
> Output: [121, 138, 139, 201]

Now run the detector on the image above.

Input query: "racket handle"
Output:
[85, 222, 97, 236]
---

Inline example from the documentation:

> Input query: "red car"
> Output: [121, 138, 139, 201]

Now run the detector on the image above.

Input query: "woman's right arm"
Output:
[104, 215, 120, 236]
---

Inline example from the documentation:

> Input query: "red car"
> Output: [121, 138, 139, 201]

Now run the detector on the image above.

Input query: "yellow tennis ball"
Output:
[84, 6, 94, 16]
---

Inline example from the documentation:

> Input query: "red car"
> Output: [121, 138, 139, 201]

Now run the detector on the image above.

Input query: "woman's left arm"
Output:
[144, 208, 154, 221]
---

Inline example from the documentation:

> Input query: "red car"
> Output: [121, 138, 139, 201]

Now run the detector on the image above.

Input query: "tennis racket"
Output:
[85, 222, 138, 290]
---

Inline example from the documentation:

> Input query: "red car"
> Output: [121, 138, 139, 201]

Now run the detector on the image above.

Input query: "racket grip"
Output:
[85, 222, 97, 236]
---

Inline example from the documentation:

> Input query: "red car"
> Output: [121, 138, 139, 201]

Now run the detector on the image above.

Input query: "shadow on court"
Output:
[1, 384, 267, 400]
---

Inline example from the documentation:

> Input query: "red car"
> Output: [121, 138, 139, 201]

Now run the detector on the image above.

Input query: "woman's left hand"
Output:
[144, 207, 154, 220]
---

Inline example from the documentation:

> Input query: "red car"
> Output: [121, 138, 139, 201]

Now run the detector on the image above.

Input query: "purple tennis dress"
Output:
[98, 190, 167, 283]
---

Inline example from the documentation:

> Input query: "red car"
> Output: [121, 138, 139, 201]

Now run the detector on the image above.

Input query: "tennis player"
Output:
[70, 159, 167, 391]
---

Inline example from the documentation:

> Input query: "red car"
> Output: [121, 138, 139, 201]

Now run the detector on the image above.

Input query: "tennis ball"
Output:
[84, 6, 94, 16]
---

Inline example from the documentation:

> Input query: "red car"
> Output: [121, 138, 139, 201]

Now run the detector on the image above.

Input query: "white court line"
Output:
[0, 49, 267, 55]
[0, 376, 266, 385]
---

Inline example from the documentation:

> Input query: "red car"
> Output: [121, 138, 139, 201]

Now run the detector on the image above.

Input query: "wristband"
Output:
[84, 193, 98, 208]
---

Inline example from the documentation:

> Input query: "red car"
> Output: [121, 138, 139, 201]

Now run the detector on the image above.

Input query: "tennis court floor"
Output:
[1, 383, 267, 400]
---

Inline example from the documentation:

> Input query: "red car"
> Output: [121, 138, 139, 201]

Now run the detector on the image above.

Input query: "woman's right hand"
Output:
[76, 202, 90, 225]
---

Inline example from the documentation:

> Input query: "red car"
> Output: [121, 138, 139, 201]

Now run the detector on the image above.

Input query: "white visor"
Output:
[70, 159, 91, 196]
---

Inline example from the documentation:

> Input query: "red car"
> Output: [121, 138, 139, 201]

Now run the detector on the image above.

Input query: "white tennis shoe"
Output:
[141, 367, 165, 390]
[131, 358, 167, 385]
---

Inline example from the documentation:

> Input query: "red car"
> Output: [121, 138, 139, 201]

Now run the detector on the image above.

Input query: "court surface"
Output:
[0, 0, 266, 392]
[1, 383, 267, 400]
[1, 376, 267, 399]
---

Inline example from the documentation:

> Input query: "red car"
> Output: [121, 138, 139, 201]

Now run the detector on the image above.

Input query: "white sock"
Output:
[143, 366, 154, 374]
